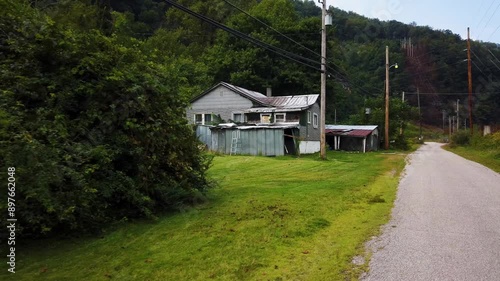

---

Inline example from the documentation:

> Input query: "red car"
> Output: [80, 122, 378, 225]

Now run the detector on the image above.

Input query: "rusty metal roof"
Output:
[326, 129, 373, 138]
[263, 95, 318, 109]
[325, 125, 378, 138]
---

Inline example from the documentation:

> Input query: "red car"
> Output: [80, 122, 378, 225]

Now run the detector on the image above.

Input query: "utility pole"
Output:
[385, 46, 390, 150]
[442, 110, 446, 132]
[319, 0, 327, 159]
[456, 99, 460, 131]
[449, 116, 452, 141]
[417, 87, 421, 140]
[467, 27, 473, 135]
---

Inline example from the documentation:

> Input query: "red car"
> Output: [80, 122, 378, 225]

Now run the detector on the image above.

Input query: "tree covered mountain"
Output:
[35, 0, 499, 126]
[95, 0, 500, 127]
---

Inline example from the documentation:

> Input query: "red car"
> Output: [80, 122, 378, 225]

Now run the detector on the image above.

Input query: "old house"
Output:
[187, 82, 321, 155]
[325, 125, 379, 153]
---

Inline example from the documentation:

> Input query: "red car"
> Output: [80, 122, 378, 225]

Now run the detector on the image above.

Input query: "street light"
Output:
[385, 46, 398, 150]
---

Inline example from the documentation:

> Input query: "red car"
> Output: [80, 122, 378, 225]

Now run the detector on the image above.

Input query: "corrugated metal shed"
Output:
[208, 125, 298, 156]
[325, 124, 379, 153]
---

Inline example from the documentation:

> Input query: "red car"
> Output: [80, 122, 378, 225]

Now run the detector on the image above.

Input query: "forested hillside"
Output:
[98, 0, 500, 127]
[1, 0, 499, 237]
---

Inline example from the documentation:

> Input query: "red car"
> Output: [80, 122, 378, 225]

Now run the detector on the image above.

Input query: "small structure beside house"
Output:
[187, 82, 321, 156]
[325, 125, 379, 153]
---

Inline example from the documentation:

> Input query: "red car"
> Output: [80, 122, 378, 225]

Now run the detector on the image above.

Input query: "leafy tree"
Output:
[0, 0, 212, 237]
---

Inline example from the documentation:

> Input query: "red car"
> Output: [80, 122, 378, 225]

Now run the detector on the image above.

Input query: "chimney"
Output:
[266, 87, 272, 97]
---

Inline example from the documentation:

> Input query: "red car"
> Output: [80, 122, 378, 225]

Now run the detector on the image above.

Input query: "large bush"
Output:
[0, 0, 211, 237]
[450, 130, 471, 147]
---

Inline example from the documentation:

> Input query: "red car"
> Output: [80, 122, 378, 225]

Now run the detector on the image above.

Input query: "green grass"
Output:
[444, 146, 500, 173]
[445, 131, 500, 173]
[6, 151, 406, 281]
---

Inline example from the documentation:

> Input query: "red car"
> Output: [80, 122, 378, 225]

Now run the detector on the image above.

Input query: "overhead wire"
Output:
[222, 0, 366, 86]
[164, 0, 322, 72]
[486, 24, 500, 41]
[475, 0, 497, 39]
[222, 0, 321, 59]
[222, 0, 357, 88]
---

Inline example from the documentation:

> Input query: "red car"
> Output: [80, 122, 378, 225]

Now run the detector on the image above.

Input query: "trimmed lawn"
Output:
[7, 151, 406, 281]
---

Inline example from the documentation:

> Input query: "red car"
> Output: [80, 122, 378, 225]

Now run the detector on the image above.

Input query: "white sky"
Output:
[323, 0, 500, 43]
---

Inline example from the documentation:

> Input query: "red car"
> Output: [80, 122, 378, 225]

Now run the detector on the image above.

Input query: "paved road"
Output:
[363, 142, 500, 281]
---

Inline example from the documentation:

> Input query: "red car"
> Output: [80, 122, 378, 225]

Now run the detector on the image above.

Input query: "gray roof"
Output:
[191, 81, 267, 105]
[219, 82, 267, 104]
[193, 82, 319, 110]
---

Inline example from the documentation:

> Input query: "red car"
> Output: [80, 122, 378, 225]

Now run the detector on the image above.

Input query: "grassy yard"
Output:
[444, 146, 500, 173]
[7, 151, 406, 281]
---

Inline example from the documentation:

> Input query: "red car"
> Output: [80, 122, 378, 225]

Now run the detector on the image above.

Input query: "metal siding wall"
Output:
[211, 130, 219, 151]
[265, 130, 273, 156]
[196, 126, 212, 149]
[241, 130, 250, 155]
[255, 130, 264, 155]
[275, 129, 284, 156]
[224, 130, 231, 154]
[203, 128, 285, 156]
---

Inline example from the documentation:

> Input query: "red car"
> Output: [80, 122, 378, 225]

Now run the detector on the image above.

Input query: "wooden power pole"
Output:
[385, 46, 390, 150]
[319, 0, 327, 159]
[467, 27, 473, 135]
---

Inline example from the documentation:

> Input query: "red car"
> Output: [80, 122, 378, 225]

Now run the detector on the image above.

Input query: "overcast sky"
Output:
[322, 0, 500, 44]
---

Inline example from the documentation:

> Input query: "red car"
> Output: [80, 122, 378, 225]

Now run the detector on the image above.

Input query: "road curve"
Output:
[363, 142, 500, 281]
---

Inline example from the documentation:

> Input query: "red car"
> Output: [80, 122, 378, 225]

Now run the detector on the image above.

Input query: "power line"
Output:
[471, 59, 488, 76]
[475, 0, 497, 39]
[486, 24, 500, 42]
[490, 59, 500, 70]
[222, 0, 321, 59]
[222, 0, 353, 87]
[488, 49, 500, 64]
[165, 0, 322, 71]
[478, 2, 500, 39]
[471, 48, 487, 67]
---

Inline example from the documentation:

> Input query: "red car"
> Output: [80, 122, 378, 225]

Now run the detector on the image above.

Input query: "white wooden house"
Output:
[187, 82, 321, 155]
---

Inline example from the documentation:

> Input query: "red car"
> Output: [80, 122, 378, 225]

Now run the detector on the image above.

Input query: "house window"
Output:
[204, 114, 212, 124]
[275, 113, 286, 123]
[307, 110, 312, 124]
[195, 114, 203, 125]
[232, 113, 243, 123]
[261, 114, 271, 124]
[194, 113, 213, 125]
[313, 113, 319, 128]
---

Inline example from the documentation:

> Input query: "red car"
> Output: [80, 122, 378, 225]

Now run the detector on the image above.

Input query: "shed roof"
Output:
[326, 129, 373, 138]
[210, 124, 299, 130]
[325, 125, 378, 131]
